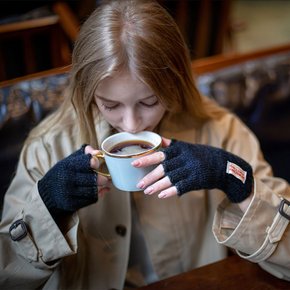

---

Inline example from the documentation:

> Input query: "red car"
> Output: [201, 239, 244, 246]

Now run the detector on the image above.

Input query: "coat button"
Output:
[115, 225, 127, 237]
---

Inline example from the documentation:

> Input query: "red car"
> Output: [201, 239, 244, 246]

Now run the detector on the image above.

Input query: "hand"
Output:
[38, 145, 110, 219]
[133, 138, 253, 203]
[85, 145, 111, 197]
[132, 137, 174, 197]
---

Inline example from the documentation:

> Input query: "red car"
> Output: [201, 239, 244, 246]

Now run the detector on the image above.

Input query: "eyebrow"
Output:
[95, 94, 156, 102]
[95, 95, 117, 102]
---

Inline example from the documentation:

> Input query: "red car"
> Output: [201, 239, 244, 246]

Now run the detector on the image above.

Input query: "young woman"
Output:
[1, 0, 289, 289]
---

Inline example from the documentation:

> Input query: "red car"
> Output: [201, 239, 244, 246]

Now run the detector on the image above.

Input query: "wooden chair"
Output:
[192, 43, 290, 75]
[0, 2, 79, 81]
[158, 0, 233, 59]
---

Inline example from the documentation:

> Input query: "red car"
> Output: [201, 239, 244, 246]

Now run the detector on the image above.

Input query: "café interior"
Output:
[0, 1, 290, 289]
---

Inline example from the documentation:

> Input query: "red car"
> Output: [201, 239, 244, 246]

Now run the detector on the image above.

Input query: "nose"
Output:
[122, 109, 141, 133]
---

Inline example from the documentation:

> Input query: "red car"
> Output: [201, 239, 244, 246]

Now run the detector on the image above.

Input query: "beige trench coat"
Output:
[0, 100, 290, 289]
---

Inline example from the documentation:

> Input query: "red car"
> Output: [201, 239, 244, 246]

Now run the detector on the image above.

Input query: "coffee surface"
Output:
[109, 140, 153, 155]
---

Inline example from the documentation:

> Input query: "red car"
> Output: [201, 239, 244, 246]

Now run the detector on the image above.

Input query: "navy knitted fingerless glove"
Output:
[162, 141, 253, 203]
[38, 146, 98, 218]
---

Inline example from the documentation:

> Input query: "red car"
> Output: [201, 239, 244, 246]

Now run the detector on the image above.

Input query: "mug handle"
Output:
[92, 152, 111, 178]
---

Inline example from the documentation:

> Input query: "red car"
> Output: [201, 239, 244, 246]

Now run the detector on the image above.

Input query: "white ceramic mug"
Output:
[94, 131, 162, 191]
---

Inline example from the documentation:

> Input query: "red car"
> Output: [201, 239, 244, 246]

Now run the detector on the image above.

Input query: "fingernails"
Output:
[137, 180, 145, 189]
[158, 192, 167, 198]
[131, 160, 140, 167]
[144, 186, 153, 194]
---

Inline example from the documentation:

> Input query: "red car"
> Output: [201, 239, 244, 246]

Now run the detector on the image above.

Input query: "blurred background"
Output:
[231, 0, 290, 53]
[1, 0, 290, 81]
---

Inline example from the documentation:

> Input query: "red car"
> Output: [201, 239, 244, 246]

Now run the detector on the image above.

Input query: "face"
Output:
[94, 71, 166, 133]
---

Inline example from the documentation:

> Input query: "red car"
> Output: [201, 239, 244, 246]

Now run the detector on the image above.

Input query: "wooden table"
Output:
[138, 255, 289, 290]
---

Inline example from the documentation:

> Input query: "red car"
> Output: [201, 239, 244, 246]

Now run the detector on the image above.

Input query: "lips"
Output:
[115, 127, 153, 133]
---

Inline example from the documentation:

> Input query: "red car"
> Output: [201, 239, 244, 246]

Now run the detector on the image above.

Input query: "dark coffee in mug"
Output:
[109, 140, 154, 155]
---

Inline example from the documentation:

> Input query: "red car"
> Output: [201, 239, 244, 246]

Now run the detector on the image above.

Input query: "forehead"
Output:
[95, 71, 153, 100]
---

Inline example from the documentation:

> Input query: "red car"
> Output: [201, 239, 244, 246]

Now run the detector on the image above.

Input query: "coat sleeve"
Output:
[0, 137, 79, 289]
[211, 114, 290, 281]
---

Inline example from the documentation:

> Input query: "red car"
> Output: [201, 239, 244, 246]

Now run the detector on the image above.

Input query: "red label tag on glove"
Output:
[226, 161, 247, 183]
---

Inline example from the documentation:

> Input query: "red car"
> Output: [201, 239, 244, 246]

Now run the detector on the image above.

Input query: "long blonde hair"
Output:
[28, 0, 213, 147]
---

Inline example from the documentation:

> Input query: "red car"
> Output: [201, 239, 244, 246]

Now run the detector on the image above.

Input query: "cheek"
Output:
[96, 105, 121, 125]
[101, 110, 121, 124]
[144, 107, 166, 125]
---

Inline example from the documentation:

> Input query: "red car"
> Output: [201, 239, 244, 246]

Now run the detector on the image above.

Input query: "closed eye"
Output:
[101, 102, 119, 111]
[140, 95, 159, 107]
[140, 99, 159, 107]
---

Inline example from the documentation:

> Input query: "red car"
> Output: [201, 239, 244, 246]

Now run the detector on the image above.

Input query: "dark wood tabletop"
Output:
[137, 254, 289, 290]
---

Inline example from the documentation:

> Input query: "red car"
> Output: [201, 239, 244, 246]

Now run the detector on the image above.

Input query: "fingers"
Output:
[85, 142, 177, 199]
[131, 137, 172, 168]
[98, 186, 110, 198]
[143, 176, 178, 199]
[158, 186, 178, 198]
[97, 175, 111, 198]
[143, 176, 171, 194]
[97, 174, 110, 186]
[84, 145, 96, 155]
[137, 164, 164, 189]
[136, 164, 178, 199]
[84, 145, 103, 170]
[132, 151, 165, 168]
[90, 154, 101, 169]
[161, 137, 171, 148]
